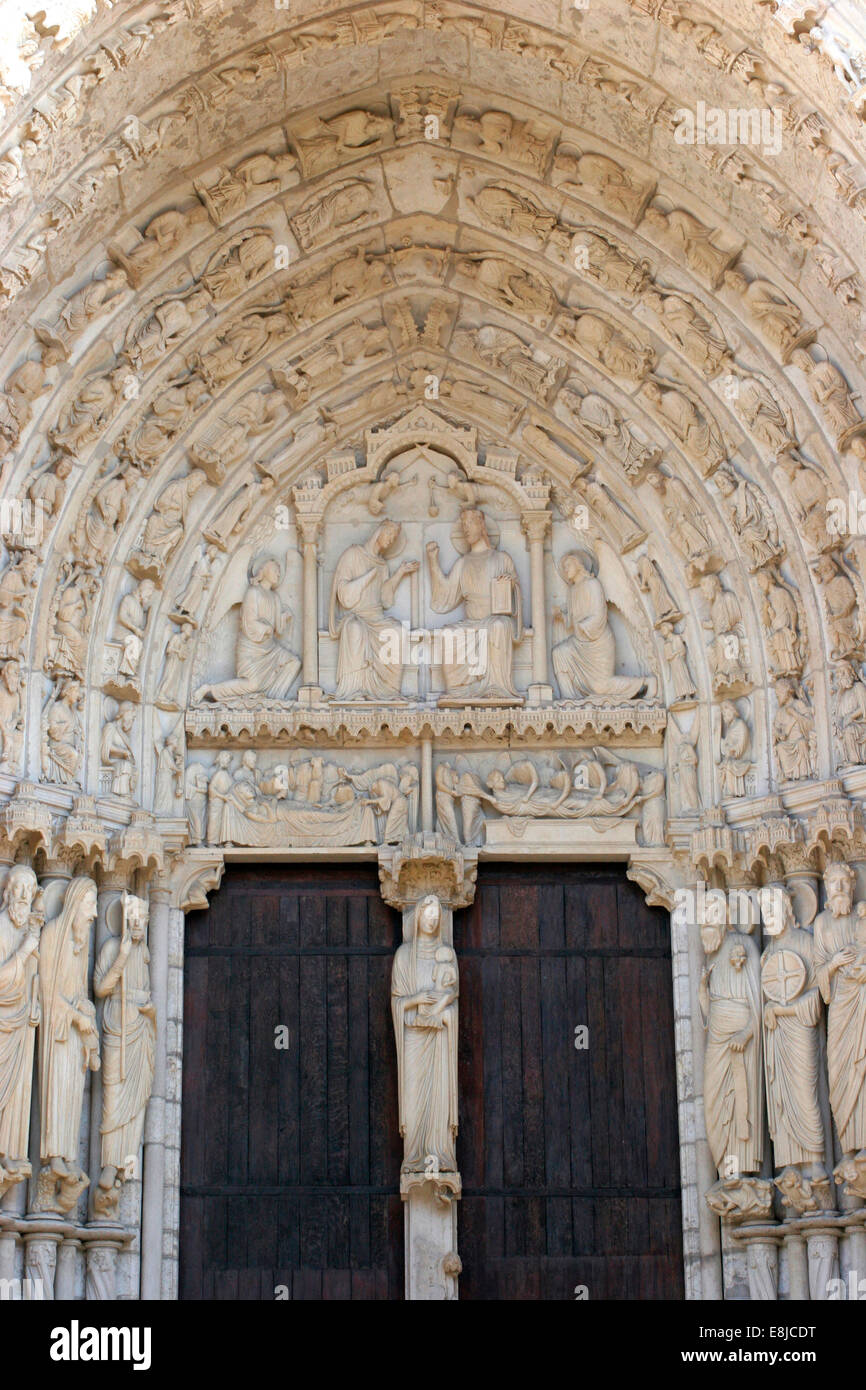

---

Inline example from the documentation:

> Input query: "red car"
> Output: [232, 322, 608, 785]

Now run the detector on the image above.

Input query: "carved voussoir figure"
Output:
[392, 895, 459, 1194]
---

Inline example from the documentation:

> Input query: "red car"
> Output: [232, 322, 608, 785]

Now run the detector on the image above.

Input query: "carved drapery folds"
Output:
[0, 0, 864, 1303]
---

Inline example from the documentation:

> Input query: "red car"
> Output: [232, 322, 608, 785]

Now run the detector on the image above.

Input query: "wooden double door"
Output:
[179, 862, 683, 1300]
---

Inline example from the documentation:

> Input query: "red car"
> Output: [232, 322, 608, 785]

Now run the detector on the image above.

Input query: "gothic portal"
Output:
[0, 0, 865, 1304]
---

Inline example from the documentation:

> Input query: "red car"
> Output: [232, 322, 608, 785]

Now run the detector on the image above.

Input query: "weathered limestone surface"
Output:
[0, 0, 865, 1301]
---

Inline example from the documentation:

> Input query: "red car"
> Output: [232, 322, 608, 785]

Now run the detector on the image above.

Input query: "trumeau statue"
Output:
[552, 550, 653, 700]
[759, 887, 826, 1173]
[36, 877, 100, 1213]
[392, 894, 459, 1185]
[328, 519, 418, 700]
[195, 555, 300, 704]
[93, 892, 156, 1216]
[0, 866, 42, 1197]
[700, 900, 764, 1184]
[426, 506, 523, 703]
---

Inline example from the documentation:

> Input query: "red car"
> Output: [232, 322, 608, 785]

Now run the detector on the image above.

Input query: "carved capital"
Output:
[520, 508, 552, 546]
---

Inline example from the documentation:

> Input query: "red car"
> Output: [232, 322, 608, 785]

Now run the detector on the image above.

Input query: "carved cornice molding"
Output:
[185, 700, 668, 746]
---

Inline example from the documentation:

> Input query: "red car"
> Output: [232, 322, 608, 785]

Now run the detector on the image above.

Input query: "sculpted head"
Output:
[824, 861, 856, 919]
[812, 555, 835, 584]
[416, 894, 442, 939]
[460, 508, 489, 548]
[2, 659, 19, 692]
[1, 863, 38, 926]
[759, 886, 793, 938]
[118, 701, 136, 732]
[700, 920, 724, 957]
[730, 940, 747, 973]
[699, 574, 719, 603]
[373, 519, 400, 555]
[253, 557, 281, 590]
[128, 896, 148, 943]
[67, 876, 98, 952]
[561, 551, 593, 586]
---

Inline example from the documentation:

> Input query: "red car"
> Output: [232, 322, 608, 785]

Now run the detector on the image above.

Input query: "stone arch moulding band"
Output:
[1, 0, 866, 1304]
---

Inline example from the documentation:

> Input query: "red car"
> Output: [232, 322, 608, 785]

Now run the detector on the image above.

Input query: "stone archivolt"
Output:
[0, 0, 865, 1304]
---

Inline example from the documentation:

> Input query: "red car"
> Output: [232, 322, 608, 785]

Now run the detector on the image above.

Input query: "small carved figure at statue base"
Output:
[33, 1156, 90, 1215]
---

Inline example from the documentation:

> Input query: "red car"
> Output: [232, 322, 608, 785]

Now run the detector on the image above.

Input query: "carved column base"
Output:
[402, 1179, 460, 1301]
[296, 685, 325, 707]
[526, 683, 554, 706]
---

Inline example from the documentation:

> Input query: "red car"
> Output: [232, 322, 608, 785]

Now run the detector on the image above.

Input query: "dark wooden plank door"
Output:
[179, 863, 403, 1300]
[455, 863, 684, 1301]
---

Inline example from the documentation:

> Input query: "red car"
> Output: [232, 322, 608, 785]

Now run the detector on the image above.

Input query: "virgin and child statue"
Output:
[391, 895, 459, 1181]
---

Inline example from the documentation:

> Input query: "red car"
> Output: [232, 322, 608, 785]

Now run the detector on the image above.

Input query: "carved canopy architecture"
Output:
[1, 0, 866, 1302]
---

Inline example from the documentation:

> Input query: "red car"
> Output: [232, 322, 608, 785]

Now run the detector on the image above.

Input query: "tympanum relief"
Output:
[0, 0, 865, 1304]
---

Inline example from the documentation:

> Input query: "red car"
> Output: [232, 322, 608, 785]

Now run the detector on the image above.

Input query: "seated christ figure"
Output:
[426, 507, 523, 704]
